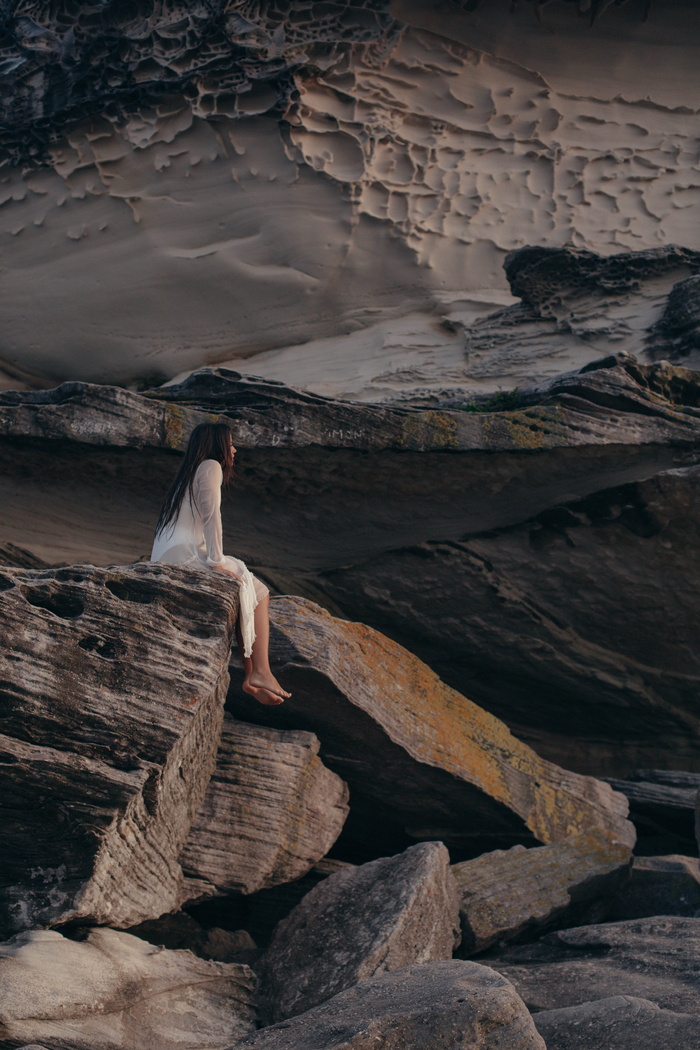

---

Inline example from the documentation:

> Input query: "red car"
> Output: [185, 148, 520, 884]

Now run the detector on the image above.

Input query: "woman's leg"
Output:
[239, 595, 291, 706]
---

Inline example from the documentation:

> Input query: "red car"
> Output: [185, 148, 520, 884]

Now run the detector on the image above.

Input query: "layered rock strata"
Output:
[322, 460, 700, 774]
[488, 917, 700, 1016]
[258, 842, 461, 1024]
[604, 770, 700, 852]
[241, 961, 545, 1050]
[1, 358, 699, 773]
[180, 714, 349, 897]
[0, 562, 237, 934]
[230, 594, 634, 857]
[0, 927, 256, 1049]
[452, 831, 632, 955]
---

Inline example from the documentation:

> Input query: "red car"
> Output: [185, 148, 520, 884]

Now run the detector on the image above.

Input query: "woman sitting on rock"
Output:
[151, 421, 290, 706]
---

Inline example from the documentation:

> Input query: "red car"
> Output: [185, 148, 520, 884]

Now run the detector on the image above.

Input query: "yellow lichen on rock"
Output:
[400, 411, 459, 450]
[163, 404, 187, 450]
[267, 597, 635, 850]
[480, 408, 565, 452]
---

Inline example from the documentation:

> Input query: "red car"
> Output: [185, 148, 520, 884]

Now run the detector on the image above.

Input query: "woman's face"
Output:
[229, 437, 237, 461]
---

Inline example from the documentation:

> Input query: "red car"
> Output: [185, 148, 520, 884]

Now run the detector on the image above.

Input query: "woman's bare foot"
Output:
[242, 682, 285, 706]
[242, 673, 291, 706]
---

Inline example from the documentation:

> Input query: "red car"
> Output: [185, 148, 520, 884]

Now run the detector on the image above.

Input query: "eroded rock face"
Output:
[180, 714, 349, 896]
[0, 927, 256, 1049]
[258, 842, 461, 1024]
[246, 961, 544, 1050]
[230, 595, 634, 858]
[0, 562, 237, 934]
[452, 831, 632, 955]
[487, 917, 700, 1016]
[533, 995, 700, 1050]
[0, 0, 698, 392]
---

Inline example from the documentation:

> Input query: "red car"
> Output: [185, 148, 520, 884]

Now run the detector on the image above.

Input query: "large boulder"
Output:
[239, 961, 545, 1050]
[0, 927, 255, 1049]
[180, 715, 349, 896]
[607, 855, 700, 921]
[0, 562, 237, 934]
[487, 917, 700, 1016]
[321, 456, 700, 778]
[230, 595, 634, 858]
[533, 995, 700, 1050]
[452, 830, 632, 955]
[258, 842, 461, 1024]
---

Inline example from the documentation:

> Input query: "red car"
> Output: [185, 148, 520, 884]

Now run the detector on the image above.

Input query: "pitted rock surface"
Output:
[0, 562, 237, 934]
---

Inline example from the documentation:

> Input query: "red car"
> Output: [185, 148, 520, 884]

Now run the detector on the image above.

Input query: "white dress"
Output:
[151, 459, 266, 657]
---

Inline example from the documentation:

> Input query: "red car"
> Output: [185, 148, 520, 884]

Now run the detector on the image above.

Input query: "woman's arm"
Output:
[195, 460, 243, 581]
[194, 460, 227, 566]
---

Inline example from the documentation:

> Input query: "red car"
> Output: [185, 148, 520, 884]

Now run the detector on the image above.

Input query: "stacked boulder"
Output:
[0, 558, 649, 1050]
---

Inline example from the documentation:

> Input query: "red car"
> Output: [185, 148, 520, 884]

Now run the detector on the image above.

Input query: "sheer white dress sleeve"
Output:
[195, 460, 226, 567]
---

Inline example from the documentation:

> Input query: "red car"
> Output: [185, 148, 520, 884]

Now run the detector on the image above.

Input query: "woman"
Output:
[151, 422, 290, 706]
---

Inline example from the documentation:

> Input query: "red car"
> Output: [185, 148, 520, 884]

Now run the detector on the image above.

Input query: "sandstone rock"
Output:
[2, 360, 700, 777]
[487, 917, 700, 1015]
[180, 714, 349, 896]
[533, 995, 700, 1050]
[2, 356, 700, 568]
[608, 855, 700, 921]
[128, 911, 256, 963]
[452, 830, 632, 955]
[1, 0, 698, 397]
[0, 542, 49, 569]
[240, 960, 544, 1050]
[230, 595, 634, 857]
[258, 842, 461, 1024]
[605, 770, 700, 853]
[647, 273, 700, 363]
[0, 562, 237, 934]
[0, 927, 255, 1049]
[322, 458, 700, 776]
[188, 858, 355, 949]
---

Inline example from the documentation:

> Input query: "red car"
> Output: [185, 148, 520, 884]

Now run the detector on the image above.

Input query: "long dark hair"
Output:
[155, 422, 235, 538]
